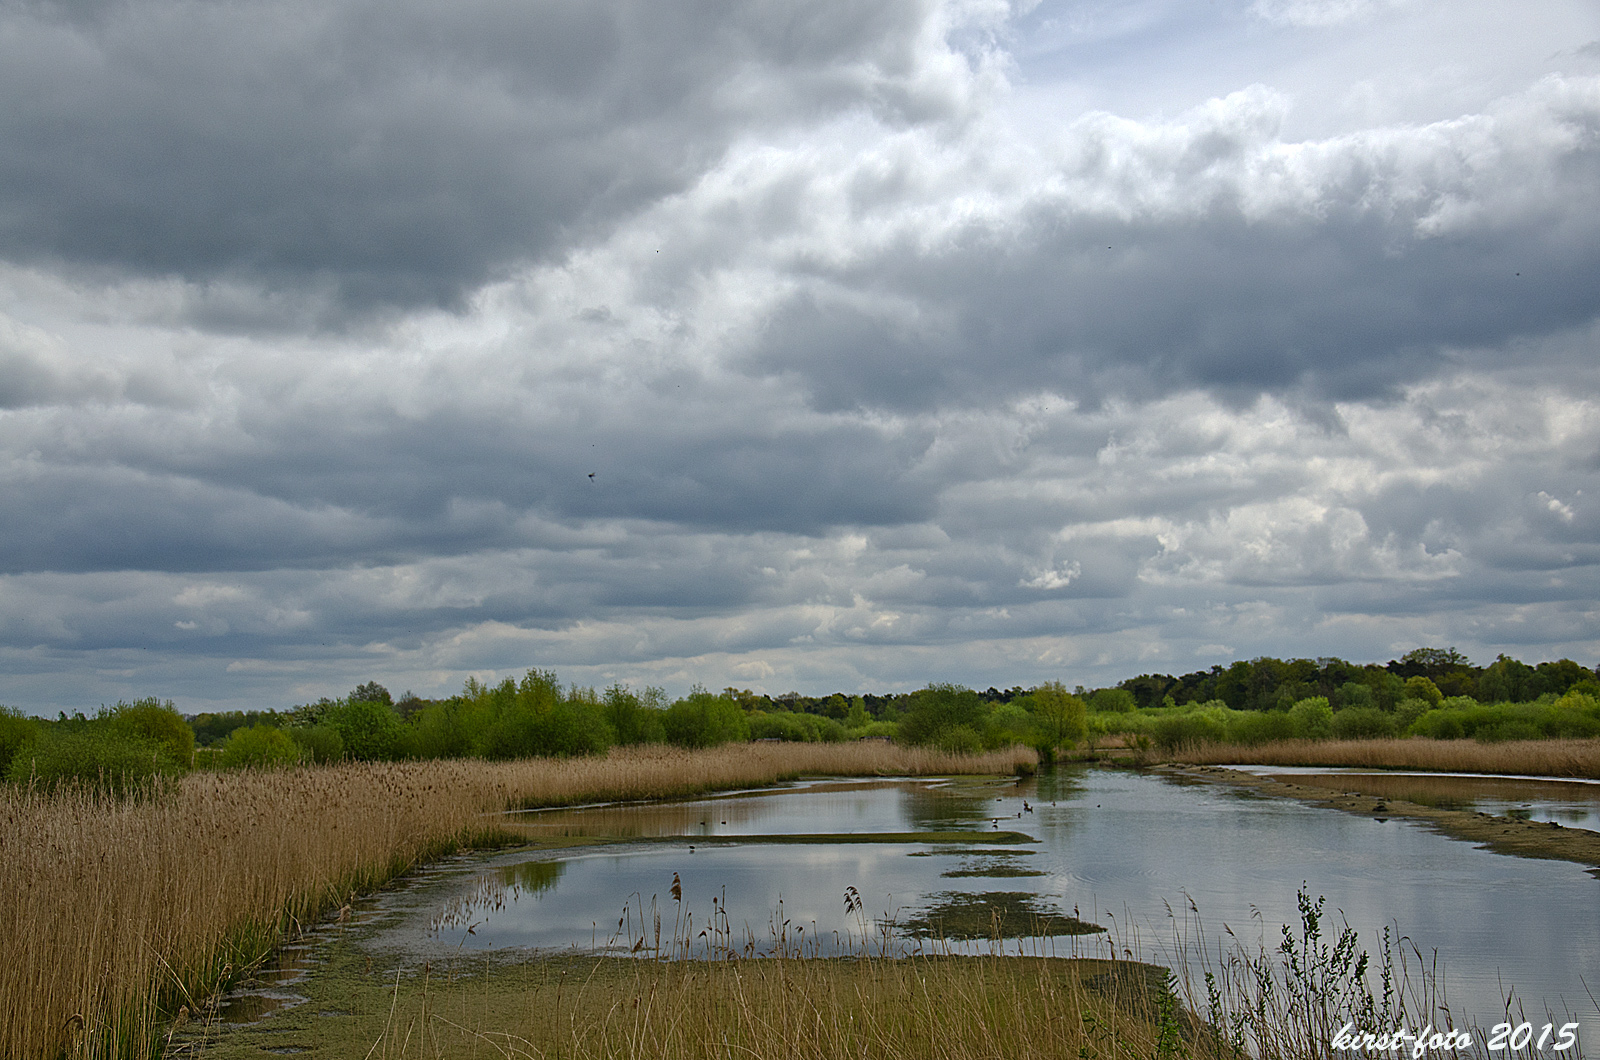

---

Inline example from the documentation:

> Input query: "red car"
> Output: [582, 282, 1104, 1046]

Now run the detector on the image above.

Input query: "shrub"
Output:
[288, 724, 345, 763]
[1088, 688, 1136, 714]
[408, 700, 474, 759]
[1225, 709, 1298, 746]
[1027, 682, 1087, 759]
[323, 698, 405, 761]
[479, 698, 613, 758]
[844, 699, 871, 730]
[662, 688, 749, 749]
[220, 724, 301, 769]
[985, 701, 1034, 750]
[106, 698, 194, 769]
[602, 685, 666, 746]
[1287, 697, 1333, 740]
[1408, 708, 1463, 739]
[1394, 697, 1433, 731]
[1153, 712, 1226, 751]
[897, 684, 987, 749]
[1403, 676, 1443, 707]
[0, 707, 40, 777]
[5, 729, 178, 797]
[748, 711, 844, 743]
[1474, 721, 1544, 744]
[1331, 706, 1397, 740]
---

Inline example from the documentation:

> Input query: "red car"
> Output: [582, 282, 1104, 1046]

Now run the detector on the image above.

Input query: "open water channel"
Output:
[228, 766, 1600, 1046]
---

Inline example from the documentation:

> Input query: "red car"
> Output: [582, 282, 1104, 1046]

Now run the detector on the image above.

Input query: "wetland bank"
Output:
[182, 766, 1600, 1059]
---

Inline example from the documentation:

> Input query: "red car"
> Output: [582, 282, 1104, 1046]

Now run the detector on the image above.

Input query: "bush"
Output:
[1153, 712, 1226, 751]
[748, 711, 844, 743]
[1088, 689, 1136, 713]
[220, 724, 301, 769]
[324, 698, 405, 761]
[1394, 697, 1433, 731]
[1337, 682, 1374, 711]
[288, 724, 346, 763]
[1331, 706, 1397, 740]
[5, 729, 178, 797]
[898, 684, 987, 750]
[1474, 721, 1544, 743]
[0, 707, 40, 777]
[1287, 697, 1333, 740]
[1407, 708, 1463, 739]
[662, 689, 749, 749]
[1225, 709, 1299, 746]
[106, 698, 194, 769]
[602, 685, 666, 746]
[480, 698, 613, 759]
[1403, 676, 1443, 707]
[1027, 682, 1087, 759]
[405, 700, 472, 759]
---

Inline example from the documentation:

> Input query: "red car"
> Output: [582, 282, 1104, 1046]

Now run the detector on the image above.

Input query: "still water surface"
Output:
[1229, 765, 1600, 831]
[373, 768, 1599, 1037]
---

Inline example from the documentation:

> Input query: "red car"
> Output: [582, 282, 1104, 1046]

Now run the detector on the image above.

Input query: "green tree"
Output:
[897, 684, 986, 752]
[325, 698, 404, 760]
[1402, 676, 1443, 708]
[1331, 706, 1397, 740]
[1028, 681, 1087, 761]
[1088, 688, 1136, 713]
[603, 684, 666, 746]
[1478, 655, 1535, 703]
[1288, 697, 1333, 739]
[220, 724, 301, 769]
[6, 728, 179, 797]
[350, 681, 392, 705]
[106, 698, 195, 769]
[0, 707, 41, 777]
[662, 687, 749, 748]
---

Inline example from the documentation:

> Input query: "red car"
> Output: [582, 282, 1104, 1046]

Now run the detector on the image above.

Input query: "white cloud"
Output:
[1250, 0, 1411, 29]
[1, 0, 1598, 711]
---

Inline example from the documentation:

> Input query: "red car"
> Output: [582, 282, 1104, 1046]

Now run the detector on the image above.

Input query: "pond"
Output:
[346, 766, 1600, 1039]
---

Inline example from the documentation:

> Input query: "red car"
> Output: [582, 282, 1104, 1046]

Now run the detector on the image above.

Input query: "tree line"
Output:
[2, 647, 1596, 792]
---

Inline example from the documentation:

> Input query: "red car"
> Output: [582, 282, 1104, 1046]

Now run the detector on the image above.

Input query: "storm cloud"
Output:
[1, 0, 1598, 712]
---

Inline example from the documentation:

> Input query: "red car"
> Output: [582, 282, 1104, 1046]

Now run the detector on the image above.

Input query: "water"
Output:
[360, 767, 1600, 1040]
[1227, 765, 1600, 831]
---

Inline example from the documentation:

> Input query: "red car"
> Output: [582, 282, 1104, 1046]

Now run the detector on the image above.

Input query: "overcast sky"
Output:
[3, 0, 1599, 714]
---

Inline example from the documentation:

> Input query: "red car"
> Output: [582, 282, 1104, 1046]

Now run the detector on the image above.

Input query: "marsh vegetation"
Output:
[0, 742, 1031, 1060]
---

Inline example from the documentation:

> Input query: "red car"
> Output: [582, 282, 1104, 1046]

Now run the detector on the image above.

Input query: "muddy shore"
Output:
[1156, 763, 1600, 879]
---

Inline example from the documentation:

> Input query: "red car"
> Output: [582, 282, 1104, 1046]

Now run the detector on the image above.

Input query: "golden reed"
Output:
[1168, 736, 1600, 778]
[0, 742, 1032, 1059]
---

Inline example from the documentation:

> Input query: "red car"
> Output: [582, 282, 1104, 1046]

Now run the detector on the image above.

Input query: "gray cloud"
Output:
[0, 0, 1002, 321]
[2, 0, 1599, 713]
[741, 79, 1600, 410]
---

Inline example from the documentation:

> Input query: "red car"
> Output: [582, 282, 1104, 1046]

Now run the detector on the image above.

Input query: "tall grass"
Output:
[1166, 737, 1600, 778]
[1, 742, 1032, 1060]
[357, 955, 1189, 1060]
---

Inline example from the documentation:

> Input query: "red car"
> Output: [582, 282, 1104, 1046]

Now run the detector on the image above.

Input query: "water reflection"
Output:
[901, 891, 1104, 939]
[1231, 767, 1600, 831]
[429, 859, 568, 937]
[371, 769, 1599, 1036]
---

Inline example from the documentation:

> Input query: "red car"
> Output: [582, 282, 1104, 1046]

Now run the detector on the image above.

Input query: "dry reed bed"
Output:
[1169, 736, 1600, 778]
[1, 742, 1032, 1060]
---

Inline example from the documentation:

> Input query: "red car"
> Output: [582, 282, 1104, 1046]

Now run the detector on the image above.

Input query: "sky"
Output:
[2, 0, 1599, 715]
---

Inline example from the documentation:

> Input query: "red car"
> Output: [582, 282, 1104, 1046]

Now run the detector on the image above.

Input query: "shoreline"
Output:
[1156, 763, 1600, 879]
